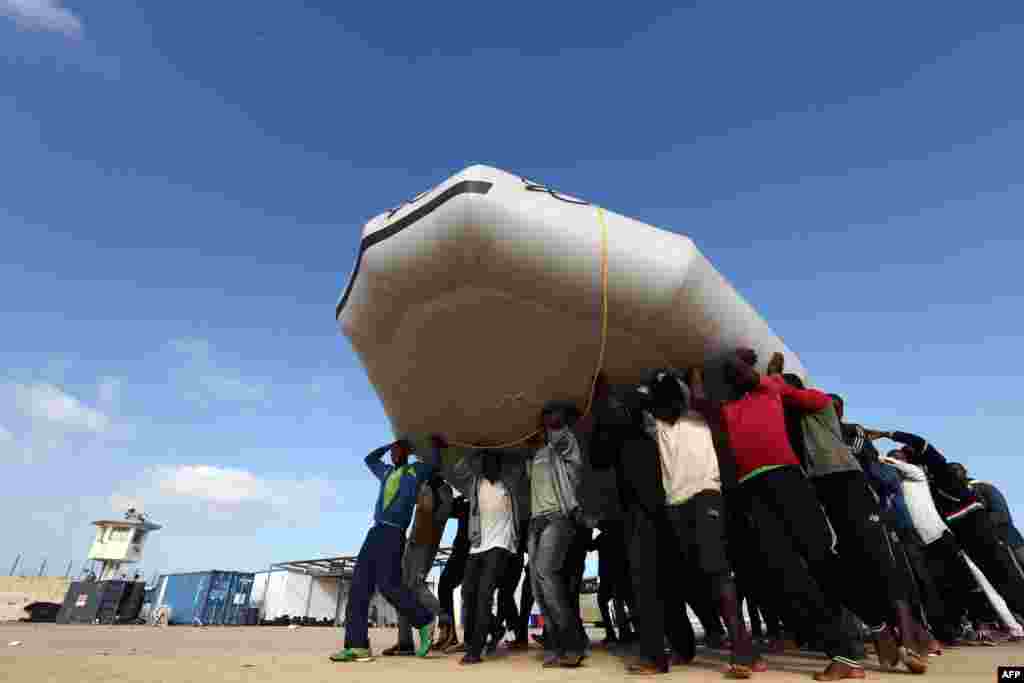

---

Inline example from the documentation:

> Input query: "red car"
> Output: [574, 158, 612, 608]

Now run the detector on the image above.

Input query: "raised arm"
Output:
[444, 449, 481, 497]
[878, 456, 928, 482]
[770, 375, 832, 413]
[590, 373, 635, 429]
[365, 443, 394, 481]
[888, 431, 948, 471]
[411, 434, 444, 484]
[588, 372, 632, 470]
[685, 367, 725, 426]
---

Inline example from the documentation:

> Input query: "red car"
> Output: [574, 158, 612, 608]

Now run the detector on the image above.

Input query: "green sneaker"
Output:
[416, 622, 435, 657]
[329, 647, 374, 662]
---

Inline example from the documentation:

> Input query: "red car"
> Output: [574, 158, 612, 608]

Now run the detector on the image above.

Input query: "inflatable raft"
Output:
[337, 165, 807, 446]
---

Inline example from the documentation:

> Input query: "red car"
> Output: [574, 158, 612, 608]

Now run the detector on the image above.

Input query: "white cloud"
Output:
[11, 382, 109, 433]
[1, 0, 83, 37]
[0, 381, 131, 464]
[157, 464, 271, 505]
[167, 338, 268, 406]
[110, 464, 335, 532]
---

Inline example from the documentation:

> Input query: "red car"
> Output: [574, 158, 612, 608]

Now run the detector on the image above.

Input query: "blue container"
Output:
[158, 571, 255, 625]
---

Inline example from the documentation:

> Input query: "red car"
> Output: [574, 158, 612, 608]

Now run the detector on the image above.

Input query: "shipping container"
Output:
[56, 579, 147, 625]
[155, 571, 255, 625]
[252, 571, 343, 622]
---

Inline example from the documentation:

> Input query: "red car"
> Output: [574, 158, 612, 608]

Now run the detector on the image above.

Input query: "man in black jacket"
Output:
[956, 466, 1024, 569]
[588, 372, 694, 675]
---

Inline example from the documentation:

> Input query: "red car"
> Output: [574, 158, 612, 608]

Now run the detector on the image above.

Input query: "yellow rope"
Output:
[447, 205, 610, 450]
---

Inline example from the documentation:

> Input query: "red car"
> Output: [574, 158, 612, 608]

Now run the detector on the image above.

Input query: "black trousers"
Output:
[566, 524, 592, 648]
[462, 548, 512, 658]
[726, 489, 781, 639]
[921, 531, 977, 642]
[438, 538, 469, 626]
[740, 466, 859, 661]
[625, 503, 695, 663]
[516, 564, 534, 642]
[689, 594, 723, 643]
[668, 490, 735, 650]
[597, 521, 632, 639]
[496, 521, 529, 639]
[951, 509, 1024, 618]
[814, 471, 909, 629]
[901, 532, 942, 628]
[888, 529, 931, 629]
[505, 519, 534, 642]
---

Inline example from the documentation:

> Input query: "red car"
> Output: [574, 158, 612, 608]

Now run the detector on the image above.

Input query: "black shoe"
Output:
[560, 654, 584, 668]
[382, 644, 415, 657]
[460, 654, 483, 665]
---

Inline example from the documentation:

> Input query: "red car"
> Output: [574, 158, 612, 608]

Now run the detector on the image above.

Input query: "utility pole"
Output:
[9, 554, 20, 576]
[38, 559, 47, 576]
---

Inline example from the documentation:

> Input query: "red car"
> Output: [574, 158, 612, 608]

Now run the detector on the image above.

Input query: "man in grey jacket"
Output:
[527, 400, 586, 669]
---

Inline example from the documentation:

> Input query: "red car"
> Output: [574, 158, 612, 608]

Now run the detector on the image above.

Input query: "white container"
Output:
[337, 165, 807, 446]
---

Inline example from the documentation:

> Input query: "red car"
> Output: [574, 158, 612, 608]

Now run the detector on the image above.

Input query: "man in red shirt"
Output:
[717, 350, 864, 681]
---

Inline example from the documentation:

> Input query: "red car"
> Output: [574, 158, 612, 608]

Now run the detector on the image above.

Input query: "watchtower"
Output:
[86, 508, 161, 581]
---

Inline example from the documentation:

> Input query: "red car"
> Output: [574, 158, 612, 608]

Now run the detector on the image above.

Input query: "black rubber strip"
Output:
[335, 180, 494, 319]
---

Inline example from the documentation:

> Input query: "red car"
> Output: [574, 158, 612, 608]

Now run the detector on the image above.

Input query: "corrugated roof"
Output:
[270, 547, 453, 577]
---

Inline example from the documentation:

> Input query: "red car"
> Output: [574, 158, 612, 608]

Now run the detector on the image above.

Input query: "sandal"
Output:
[899, 646, 928, 675]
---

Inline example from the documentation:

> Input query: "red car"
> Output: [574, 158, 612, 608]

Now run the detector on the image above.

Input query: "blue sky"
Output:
[2, 2, 1023, 578]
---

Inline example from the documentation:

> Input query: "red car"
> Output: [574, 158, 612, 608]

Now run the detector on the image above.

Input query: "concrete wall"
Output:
[0, 577, 71, 622]
[0, 577, 70, 603]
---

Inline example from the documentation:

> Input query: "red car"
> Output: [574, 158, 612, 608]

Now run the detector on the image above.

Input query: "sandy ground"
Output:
[2, 624, 1023, 683]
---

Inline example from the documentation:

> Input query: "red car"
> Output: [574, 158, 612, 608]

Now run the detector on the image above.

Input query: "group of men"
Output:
[329, 348, 1024, 681]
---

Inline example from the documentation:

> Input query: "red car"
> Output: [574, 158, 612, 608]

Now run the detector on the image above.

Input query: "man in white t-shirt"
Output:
[651, 368, 761, 676]
[446, 449, 525, 665]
